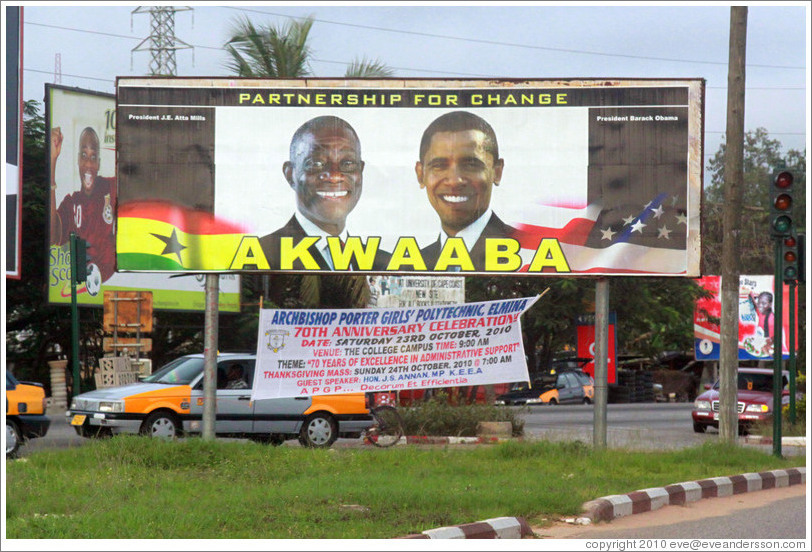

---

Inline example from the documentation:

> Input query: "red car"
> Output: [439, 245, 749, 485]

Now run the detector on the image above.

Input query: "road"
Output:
[18, 402, 804, 457]
[539, 483, 807, 540]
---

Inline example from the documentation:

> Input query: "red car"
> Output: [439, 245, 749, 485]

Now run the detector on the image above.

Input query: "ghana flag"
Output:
[117, 200, 247, 271]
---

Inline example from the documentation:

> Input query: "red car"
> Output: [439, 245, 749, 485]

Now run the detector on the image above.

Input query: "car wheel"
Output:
[548, 398, 558, 406]
[141, 411, 181, 439]
[583, 397, 592, 405]
[693, 421, 706, 433]
[299, 412, 338, 448]
[6, 420, 21, 458]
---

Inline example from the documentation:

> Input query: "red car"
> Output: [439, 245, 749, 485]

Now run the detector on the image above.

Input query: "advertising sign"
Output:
[252, 296, 538, 400]
[46, 84, 240, 311]
[576, 312, 617, 384]
[694, 275, 794, 360]
[117, 78, 703, 276]
[6, 6, 22, 279]
[367, 275, 464, 308]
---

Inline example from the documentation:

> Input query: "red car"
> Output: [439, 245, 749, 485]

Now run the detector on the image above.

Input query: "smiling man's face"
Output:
[284, 123, 364, 236]
[416, 129, 503, 236]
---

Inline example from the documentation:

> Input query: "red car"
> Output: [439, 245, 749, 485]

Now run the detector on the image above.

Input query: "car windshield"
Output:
[142, 357, 204, 385]
[713, 372, 774, 393]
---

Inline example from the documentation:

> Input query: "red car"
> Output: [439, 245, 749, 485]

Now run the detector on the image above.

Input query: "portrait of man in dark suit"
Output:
[259, 115, 389, 271]
[415, 110, 517, 271]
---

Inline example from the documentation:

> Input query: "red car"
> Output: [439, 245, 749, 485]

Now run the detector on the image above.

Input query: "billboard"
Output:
[5, 6, 22, 279]
[46, 85, 240, 311]
[116, 78, 703, 276]
[694, 275, 795, 360]
[252, 296, 538, 400]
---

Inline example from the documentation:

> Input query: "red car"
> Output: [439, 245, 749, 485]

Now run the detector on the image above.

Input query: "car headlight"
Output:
[694, 400, 711, 410]
[98, 400, 125, 413]
[745, 403, 769, 413]
[494, 400, 505, 405]
[70, 398, 77, 410]
[526, 398, 543, 404]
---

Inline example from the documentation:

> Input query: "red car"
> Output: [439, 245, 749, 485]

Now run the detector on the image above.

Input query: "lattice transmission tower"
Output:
[131, 6, 194, 76]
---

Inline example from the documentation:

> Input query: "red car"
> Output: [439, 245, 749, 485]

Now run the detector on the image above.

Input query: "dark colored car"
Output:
[6, 370, 51, 458]
[692, 367, 797, 434]
[495, 369, 594, 406]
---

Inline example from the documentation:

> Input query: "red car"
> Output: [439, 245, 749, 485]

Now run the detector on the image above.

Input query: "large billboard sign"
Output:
[116, 78, 703, 276]
[6, 6, 22, 279]
[46, 85, 240, 311]
[694, 275, 795, 360]
[252, 296, 538, 400]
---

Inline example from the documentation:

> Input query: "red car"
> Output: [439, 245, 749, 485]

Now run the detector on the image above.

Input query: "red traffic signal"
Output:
[770, 171, 794, 237]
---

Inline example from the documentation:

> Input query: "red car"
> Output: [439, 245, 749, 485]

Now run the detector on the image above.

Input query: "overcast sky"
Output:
[13, 2, 811, 169]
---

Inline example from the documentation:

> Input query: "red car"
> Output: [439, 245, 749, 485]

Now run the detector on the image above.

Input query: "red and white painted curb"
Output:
[398, 517, 533, 539]
[580, 467, 806, 524]
[743, 435, 806, 447]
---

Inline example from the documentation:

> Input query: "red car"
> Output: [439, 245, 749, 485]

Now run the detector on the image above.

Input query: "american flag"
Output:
[510, 189, 688, 275]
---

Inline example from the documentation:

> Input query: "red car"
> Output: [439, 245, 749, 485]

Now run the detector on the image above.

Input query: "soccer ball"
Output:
[85, 263, 102, 296]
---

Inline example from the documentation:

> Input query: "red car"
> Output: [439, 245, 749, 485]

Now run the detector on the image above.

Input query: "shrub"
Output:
[399, 391, 525, 437]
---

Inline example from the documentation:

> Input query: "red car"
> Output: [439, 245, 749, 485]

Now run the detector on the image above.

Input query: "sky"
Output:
[12, 1, 810, 173]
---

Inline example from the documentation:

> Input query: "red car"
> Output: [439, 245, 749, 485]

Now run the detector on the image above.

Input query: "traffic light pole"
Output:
[772, 241, 783, 458]
[788, 280, 796, 425]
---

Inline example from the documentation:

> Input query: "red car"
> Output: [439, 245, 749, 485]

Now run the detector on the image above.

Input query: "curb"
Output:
[398, 517, 533, 539]
[580, 467, 806, 524]
[743, 435, 806, 447]
[365, 435, 507, 446]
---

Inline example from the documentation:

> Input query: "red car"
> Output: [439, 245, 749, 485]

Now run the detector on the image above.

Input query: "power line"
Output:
[225, 6, 806, 70]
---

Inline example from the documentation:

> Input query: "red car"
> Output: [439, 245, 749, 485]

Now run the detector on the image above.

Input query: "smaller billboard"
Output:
[367, 275, 464, 308]
[694, 275, 795, 360]
[45, 84, 240, 311]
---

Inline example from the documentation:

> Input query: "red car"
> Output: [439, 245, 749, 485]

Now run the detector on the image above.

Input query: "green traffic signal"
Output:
[773, 215, 792, 235]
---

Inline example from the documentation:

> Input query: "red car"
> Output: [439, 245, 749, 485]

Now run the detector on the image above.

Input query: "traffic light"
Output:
[769, 171, 794, 237]
[781, 233, 799, 282]
[71, 233, 88, 283]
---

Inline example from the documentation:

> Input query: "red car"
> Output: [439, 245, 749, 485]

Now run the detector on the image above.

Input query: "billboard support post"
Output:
[202, 274, 219, 440]
[593, 278, 609, 450]
[69, 233, 81, 397]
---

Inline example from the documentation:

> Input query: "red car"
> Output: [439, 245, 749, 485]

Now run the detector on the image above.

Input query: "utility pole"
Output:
[719, 6, 747, 444]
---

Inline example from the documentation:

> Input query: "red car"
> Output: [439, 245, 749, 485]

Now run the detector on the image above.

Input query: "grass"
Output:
[5, 437, 804, 539]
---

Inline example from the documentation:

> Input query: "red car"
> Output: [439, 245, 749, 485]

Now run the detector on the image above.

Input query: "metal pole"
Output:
[788, 280, 796, 425]
[202, 274, 219, 440]
[70, 233, 81, 397]
[772, 248, 783, 457]
[593, 278, 609, 450]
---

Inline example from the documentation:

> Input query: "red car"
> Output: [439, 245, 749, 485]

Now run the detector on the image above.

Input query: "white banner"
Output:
[252, 296, 540, 400]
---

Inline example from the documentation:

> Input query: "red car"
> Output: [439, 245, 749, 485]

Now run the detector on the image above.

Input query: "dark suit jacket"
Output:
[420, 212, 518, 272]
[259, 216, 390, 271]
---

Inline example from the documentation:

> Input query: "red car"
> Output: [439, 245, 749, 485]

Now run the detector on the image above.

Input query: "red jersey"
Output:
[55, 176, 116, 281]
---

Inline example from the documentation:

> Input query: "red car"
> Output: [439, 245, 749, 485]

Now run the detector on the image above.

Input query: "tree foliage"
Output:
[704, 128, 806, 374]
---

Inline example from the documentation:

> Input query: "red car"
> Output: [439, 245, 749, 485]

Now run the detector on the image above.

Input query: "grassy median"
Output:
[5, 437, 804, 539]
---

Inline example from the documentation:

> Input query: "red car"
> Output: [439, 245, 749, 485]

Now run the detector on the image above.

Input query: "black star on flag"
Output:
[151, 228, 187, 264]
